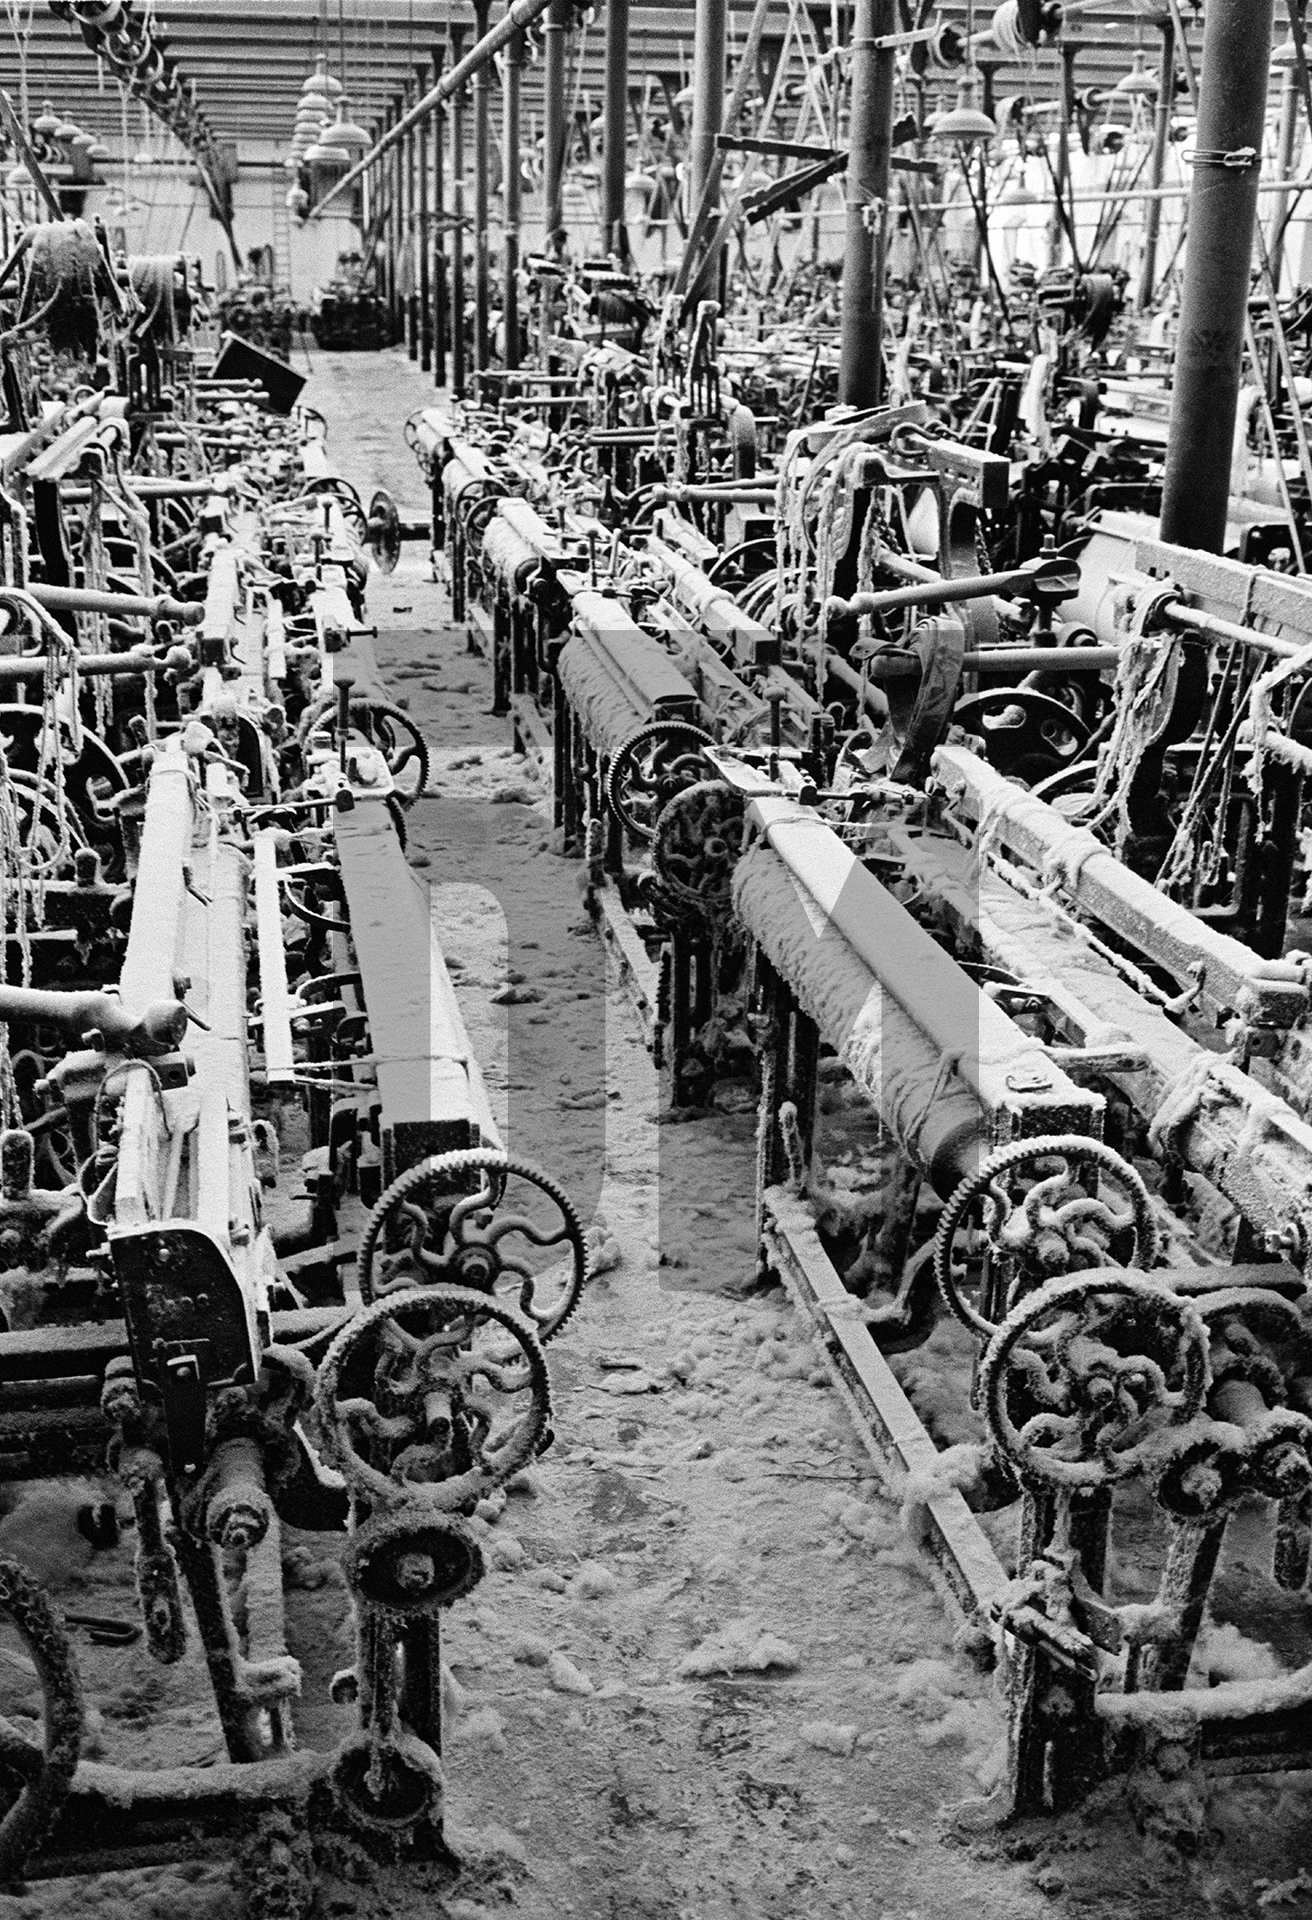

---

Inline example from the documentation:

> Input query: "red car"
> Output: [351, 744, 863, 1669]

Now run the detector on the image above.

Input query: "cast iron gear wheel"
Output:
[313, 1284, 552, 1510]
[932, 1134, 1158, 1341]
[356, 1147, 590, 1342]
[604, 719, 714, 842]
[297, 694, 431, 805]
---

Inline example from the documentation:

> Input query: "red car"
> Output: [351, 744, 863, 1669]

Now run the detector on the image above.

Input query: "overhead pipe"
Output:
[689, 0, 727, 220]
[602, 0, 630, 257]
[309, 0, 556, 220]
[504, 27, 525, 369]
[433, 42, 447, 390]
[417, 61, 432, 373]
[1160, 0, 1276, 552]
[839, 0, 897, 409]
[473, 0, 493, 372]
[450, 22, 468, 401]
[543, 0, 570, 254]
[1137, 15, 1175, 312]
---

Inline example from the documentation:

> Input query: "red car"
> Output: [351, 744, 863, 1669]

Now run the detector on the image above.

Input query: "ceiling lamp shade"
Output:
[53, 120, 82, 143]
[71, 131, 97, 151]
[930, 76, 996, 144]
[326, 115, 369, 148]
[999, 183, 1038, 206]
[298, 91, 332, 118]
[88, 141, 111, 161]
[1115, 50, 1157, 95]
[304, 142, 351, 169]
[32, 101, 60, 136]
[6, 163, 32, 188]
[133, 148, 156, 167]
[1273, 34, 1299, 70]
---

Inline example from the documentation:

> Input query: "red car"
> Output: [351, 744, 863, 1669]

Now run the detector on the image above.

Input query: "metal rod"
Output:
[433, 43, 447, 389]
[310, 0, 555, 219]
[1271, 42, 1303, 290]
[504, 27, 525, 370]
[543, 0, 570, 255]
[404, 84, 419, 361]
[1160, 0, 1276, 553]
[417, 62, 432, 373]
[840, 0, 897, 409]
[1138, 15, 1175, 311]
[690, 0, 727, 220]
[602, 0, 630, 257]
[450, 22, 468, 401]
[472, 0, 492, 372]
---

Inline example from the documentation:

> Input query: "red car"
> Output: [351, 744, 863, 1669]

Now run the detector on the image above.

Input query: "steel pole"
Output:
[544, 0, 569, 254]
[1270, 56, 1302, 291]
[381, 102, 396, 329]
[417, 62, 432, 372]
[433, 44, 447, 388]
[472, 0, 493, 374]
[405, 85, 419, 360]
[839, 0, 896, 409]
[504, 27, 524, 367]
[451, 23, 468, 399]
[603, 0, 631, 257]
[1138, 15, 1175, 311]
[392, 93, 406, 345]
[1160, 0, 1276, 552]
[690, 0, 726, 221]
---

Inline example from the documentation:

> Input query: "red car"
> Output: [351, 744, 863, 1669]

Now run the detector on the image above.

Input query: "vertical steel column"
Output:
[504, 27, 525, 368]
[417, 61, 432, 372]
[1049, 45, 1078, 269]
[603, 0, 630, 257]
[405, 87, 419, 360]
[391, 93, 406, 342]
[450, 23, 468, 399]
[544, 0, 570, 255]
[381, 103, 396, 329]
[1270, 44, 1302, 292]
[690, 0, 726, 220]
[473, 0, 493, 374]
[1138, 15, 1175, 312]
[839, 0, 896, 409]
[433, 43, 447, 389]
[1160, 0, 1276, 552]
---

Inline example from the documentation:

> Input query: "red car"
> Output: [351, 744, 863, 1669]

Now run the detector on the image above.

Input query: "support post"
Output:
[381, 103, 396, 329]
[450, 23, 468, 400]
[603, 0, 630, 257]
[504, 27, 525, 368]
[1271, 43, 1302, 293]
[417, 62, 432, 372]
[690, 0, 726, 221]
[391, 93, 406, 345]
[544, 0, 570, 255]
[472, 0, 493, 374]
[405, 85, 419, 361]
[433, 44, 447, 388]
[1160, 0, 1276, 552]
[839, 0, 896, 409]
[1138, 14, 1175, 312]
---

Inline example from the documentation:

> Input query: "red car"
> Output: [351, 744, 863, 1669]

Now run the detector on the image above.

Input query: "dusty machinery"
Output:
[0, 219, 591, 1918]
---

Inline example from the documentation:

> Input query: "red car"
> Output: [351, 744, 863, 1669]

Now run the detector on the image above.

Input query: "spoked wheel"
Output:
[650, 779, 747, 925]
[299, 696, 430, 805]
[356, 1148, 589, 1342]
[0, 1557, 84, 1880]
[313, 1284, 552, 1511]
[604, 721, 714, 842]
[932, 1136, 1159, 1342]
[298, 476, 368, 542]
